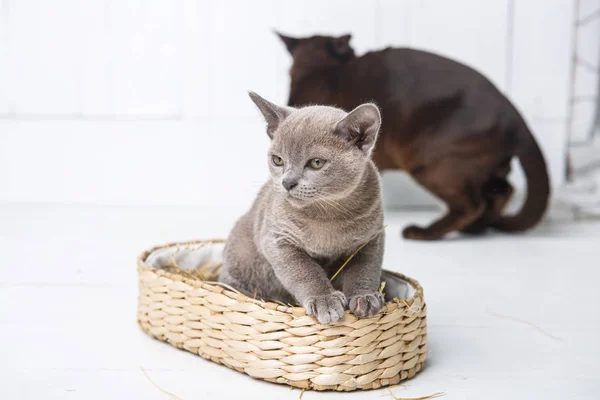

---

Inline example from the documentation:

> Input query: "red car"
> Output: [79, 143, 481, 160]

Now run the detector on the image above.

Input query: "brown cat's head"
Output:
[276, 32, 356, 80]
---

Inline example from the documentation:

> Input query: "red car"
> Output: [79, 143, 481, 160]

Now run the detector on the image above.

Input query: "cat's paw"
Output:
[304, 291, 347, 324]
[349, 292, 385, 318]
[402, 225, 431, 241]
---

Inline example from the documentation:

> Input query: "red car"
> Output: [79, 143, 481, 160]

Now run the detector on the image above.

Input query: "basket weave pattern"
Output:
[137, 241, 427, 391]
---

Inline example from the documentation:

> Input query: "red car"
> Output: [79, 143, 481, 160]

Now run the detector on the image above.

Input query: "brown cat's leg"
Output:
[461, 177, 514, 234]
[403, 187, 486, 240]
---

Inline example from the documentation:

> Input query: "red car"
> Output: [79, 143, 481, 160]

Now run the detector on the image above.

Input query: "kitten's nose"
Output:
[282, 177, 298, 191]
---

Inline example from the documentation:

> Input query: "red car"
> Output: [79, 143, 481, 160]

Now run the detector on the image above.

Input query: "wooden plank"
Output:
[377, 0, 411, 48]
[0, 0, 11, 114]
[206, 0, 280, 118]
[9, 0, 83, 115]
[404, 0, 509, 92]
[510, 0, 574, 121]
[510, 0, 574, 187]
[80, 1, 112, 117]
[180, 0, 210, 119]
[109, 0, 181, 117]
[0, 118, 268, 205]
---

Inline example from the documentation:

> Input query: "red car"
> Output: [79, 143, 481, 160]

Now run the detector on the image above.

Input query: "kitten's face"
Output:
[267, 108, 366, 203]
[247, 92, 381, 207]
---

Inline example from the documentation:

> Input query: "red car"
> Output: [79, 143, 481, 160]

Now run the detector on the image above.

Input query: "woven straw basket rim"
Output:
[137, 239, 427, 391]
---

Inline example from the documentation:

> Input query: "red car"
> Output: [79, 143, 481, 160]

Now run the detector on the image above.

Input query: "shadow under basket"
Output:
[137, 239, 427, 391]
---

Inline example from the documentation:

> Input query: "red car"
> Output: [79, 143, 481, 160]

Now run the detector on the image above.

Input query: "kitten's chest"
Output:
[295, 219, 366, 260]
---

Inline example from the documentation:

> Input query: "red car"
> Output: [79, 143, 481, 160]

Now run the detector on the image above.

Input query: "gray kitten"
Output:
[219, 92, 385, 324]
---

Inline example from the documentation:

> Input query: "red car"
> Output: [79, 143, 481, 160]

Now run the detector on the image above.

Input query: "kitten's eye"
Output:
[272, 155, 284, 166]
[309, 158, 326, 169]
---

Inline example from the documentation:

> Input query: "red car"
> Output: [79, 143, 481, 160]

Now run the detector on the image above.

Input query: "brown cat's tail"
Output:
[492, 122, 550, 232]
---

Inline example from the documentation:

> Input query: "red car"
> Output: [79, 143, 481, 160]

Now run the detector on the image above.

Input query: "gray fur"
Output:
[219, 91, 385, 324]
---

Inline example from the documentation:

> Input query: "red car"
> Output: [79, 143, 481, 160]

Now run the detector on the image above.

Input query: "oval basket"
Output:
[137, 239, 427, 391]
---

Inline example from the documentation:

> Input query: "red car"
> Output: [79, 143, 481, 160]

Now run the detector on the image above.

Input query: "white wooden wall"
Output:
[0, 0, 586, 206]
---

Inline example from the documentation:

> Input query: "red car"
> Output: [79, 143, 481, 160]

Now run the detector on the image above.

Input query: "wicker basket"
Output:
[137, 240, 427, 391]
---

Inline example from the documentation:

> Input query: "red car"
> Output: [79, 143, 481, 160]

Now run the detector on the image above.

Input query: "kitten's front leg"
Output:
[340, 232, 385, 318]
[264, 243, 346, 324]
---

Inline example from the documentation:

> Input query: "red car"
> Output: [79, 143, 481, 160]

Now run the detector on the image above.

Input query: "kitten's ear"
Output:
[275, 31, 299, 54]
[329, 34, 353, 57]
[248, 91, 291, 139]
[334, 103, 381, 153]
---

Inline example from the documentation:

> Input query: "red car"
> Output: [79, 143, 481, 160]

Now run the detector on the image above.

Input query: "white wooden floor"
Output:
[1, 204, 599, 399]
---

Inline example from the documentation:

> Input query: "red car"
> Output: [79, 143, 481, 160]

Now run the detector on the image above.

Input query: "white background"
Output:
[1, 0, 597, 207]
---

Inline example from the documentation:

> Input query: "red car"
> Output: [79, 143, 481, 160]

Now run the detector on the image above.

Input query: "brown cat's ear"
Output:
[248, 91, 291, 139]
[275, 31, 299, 54]
[329, 34, 353, 58]
[334, 103, 381, 153]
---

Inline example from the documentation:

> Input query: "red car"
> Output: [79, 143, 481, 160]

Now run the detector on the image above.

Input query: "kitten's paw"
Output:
[304, 291, 347, 324]
[402, 225, 432, 241]
[349, 292, 385, 318]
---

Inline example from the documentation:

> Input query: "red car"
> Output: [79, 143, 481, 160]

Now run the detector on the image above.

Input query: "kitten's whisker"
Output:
[311, 197, 328, 214]
[315, 193, 354, 218]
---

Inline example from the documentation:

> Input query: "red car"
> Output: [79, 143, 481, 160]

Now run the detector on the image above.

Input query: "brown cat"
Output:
[276, 32, 550, 240]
